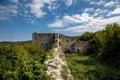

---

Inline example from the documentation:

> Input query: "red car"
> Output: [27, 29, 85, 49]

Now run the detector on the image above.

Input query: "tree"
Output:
[92, 23, 120, 69]
[75, 32, 94, 41]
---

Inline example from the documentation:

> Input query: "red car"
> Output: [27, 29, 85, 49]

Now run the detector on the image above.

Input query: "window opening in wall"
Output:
[65, 49, 70, 53]
[59, 42, 61, 46]
[59, 35, 61, 39]
[77, 49, 80, 53]
[45, 43, 47, 46]
[67, 40, 69, 42]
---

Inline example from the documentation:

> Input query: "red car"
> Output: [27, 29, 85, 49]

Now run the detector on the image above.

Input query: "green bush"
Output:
[0, 44, 51, 80]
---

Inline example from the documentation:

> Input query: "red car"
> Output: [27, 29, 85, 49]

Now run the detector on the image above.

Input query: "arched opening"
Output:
[45, 43, 47, 46]
[59, 42, 61, 46]
[59, 35, 61, 39]
[67, 40, 69, 42]
[65, 49, 70, 53]
[77, 49, 80, 53]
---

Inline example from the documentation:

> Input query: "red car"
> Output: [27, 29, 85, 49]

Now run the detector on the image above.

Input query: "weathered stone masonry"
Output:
[32, 32, 91, 54]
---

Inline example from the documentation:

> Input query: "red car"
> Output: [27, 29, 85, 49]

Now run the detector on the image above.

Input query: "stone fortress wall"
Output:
[32, 32, 91, 54]
[32, 32, 56, 49]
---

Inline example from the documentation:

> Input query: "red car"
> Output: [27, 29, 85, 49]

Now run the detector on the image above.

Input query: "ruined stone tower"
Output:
[32, 32, 91, 54]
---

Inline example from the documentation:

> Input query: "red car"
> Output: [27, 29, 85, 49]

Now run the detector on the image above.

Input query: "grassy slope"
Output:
[66, 54, 120, 80]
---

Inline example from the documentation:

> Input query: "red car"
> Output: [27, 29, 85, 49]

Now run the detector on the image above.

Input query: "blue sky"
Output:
[0, 0, 120, 41]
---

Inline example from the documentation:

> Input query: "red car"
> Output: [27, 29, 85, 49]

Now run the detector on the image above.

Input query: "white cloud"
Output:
[64, 16, 120, 33]
[107, 7, 120, 16]
[9, 0, 18, 3]
[65, 0, 77, 6]
[93, 8, 109, 17]
[48, 13, 94, 28]
[0, 4, 18, 20]
[64, 13, 94, 24]
[65, 0, 73, 6]
[29, 0, 46, 18]
[48, 3, 60, 11]
[90, 0, 105, 5]
[29, 0, 57, 18]
[63, 15, 82, 24]
[111, 7, 120, 14]
[84, 8, 94, 12]
[52, 29, 61, 32]
[104, 1, 115, 7]
[48, 0, 120, 32]
[48, 10, 120, 33]
[48, 20, 63, 28]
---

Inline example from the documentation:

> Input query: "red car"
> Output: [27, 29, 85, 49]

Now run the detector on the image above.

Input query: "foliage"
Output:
[66, 54, 120, 80]
[0, 42, 52, 80]
[44, 43, 57, 62]
[92, 23, 120, 69]
[49, 44, 57, 49]
[22, 42, 45, 62]
[61, 65, 69, 80]
[75, 32, 94, 41]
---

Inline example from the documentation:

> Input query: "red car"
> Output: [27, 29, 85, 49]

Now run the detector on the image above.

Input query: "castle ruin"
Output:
[32, 32, 91, 54]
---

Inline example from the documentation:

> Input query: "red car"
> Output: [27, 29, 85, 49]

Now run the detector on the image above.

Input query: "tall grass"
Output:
[66, 54, 120, 80]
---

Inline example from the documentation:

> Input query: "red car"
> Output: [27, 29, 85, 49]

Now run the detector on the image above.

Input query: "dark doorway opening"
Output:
[67, 40, 69, 42]
[59, 35, 61, 39]
[59, 42, 61, 46]
[77, 49, 80, 53]
[65, 49, 70, 53]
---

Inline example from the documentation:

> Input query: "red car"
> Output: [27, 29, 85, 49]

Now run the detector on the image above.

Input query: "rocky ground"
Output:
[45, 47, 73, 80]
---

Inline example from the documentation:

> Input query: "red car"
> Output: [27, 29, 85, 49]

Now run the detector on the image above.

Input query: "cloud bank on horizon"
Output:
[0, 0, 120, 37]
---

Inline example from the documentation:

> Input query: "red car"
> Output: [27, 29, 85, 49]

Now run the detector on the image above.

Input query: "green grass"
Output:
[61, 65, 69, 80]
[66, 54, 120, 80]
